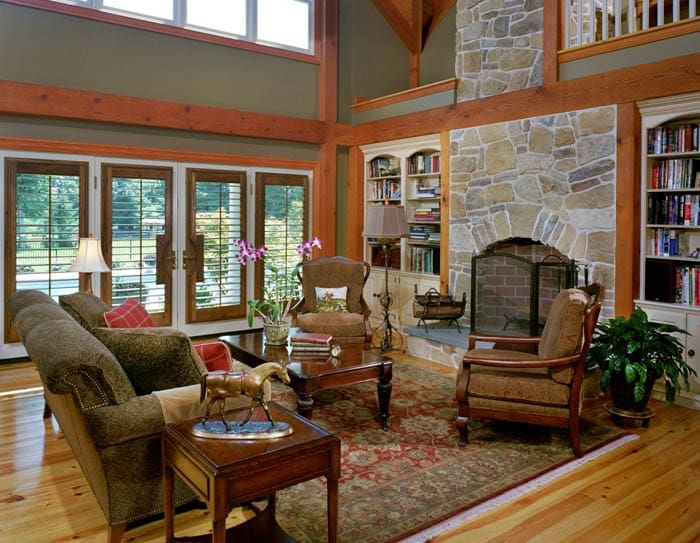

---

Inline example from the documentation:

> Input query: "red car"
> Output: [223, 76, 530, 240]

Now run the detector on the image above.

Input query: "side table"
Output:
[162, 402, 340, 543]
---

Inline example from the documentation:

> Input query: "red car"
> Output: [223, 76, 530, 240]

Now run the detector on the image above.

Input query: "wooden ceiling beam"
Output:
[372, 0, 412, 50]
[0, 80, 326, 144]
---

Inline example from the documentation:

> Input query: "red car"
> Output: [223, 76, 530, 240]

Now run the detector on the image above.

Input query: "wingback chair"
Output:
[290, 256, 372, 343]
[456, 284, 604, 457]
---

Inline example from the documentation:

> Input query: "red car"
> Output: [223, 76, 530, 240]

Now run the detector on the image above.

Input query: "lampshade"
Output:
[69, 237, 110, 273]
[362, 205, 410, 239]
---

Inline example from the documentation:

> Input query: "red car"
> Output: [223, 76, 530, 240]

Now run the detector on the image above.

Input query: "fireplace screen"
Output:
[470, 252, 585, 337]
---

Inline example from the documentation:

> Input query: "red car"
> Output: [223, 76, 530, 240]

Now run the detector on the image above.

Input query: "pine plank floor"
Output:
[1, 357, 699, 542]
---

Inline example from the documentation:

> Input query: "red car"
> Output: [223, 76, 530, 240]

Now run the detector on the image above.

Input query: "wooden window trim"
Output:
[3, 0, 322, 65]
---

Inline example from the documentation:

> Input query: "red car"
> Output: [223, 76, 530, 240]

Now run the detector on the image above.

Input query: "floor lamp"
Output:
[69, 236, 110, 295]
[362, 204, 410, 353]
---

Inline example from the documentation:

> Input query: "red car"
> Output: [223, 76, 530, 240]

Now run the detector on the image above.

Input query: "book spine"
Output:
[291, 346, 331, 352]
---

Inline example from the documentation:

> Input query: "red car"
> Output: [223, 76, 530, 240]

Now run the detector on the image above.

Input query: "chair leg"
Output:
[107, 523, 126, 543]
[569, 420, 582, 457]
[42, 396, 52, 419]
[456, 413, 469, 446]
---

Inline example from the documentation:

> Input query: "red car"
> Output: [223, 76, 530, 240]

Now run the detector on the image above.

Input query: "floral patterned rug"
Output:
[270, 360, 626, 543]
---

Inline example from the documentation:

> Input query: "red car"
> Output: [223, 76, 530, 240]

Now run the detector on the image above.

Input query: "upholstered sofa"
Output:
[6, 290, 262, 543]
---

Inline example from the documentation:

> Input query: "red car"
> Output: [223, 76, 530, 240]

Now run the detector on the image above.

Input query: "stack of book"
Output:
[290, 332, 332, 356]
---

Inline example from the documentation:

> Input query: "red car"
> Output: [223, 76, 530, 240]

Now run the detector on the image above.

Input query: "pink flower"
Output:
[234, 239, 267, 265]
[296, 237, 322, 259]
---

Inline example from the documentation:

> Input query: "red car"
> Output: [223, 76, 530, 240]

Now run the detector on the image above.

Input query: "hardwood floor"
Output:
[1, 357, 699, 542]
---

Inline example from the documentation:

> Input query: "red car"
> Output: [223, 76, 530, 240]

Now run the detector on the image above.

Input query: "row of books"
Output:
[675, 266, 700, 306]
[649, 158, 700, 189]
[368, 156, 400, 178]
[648, 123, 700, 155]
[413, 184, 441, 198]
[409, 246, 440, 274]
[647, 193, 700, 226]
[407, 152, 440, 175]
[649, 228, 688, 257]
[412, 207, 440, 222]
[369, 179, 401, 200]
[290, 332, 332, 355]
[409, 223, 440, 242]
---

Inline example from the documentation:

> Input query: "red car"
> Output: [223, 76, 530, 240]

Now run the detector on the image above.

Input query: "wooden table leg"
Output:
[296, 392, 314, 419]
[377, 376, 392, 431]
[163, 460, 175, 543]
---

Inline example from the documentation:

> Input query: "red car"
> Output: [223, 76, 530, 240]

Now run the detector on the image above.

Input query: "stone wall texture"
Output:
[456, 0, 544, 102]
[449, 105, 617, 319]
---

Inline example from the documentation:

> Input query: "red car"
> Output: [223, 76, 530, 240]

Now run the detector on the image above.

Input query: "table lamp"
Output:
[362, 203, 410, 353]
[69, 236, 110, 295]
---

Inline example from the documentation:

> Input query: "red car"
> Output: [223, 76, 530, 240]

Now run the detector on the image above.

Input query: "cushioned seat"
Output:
[291, 256, 372, 343]
[456, 284, 604, 457]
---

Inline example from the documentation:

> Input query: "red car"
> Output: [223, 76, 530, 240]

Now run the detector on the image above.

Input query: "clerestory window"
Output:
[45, 0, 314, 55]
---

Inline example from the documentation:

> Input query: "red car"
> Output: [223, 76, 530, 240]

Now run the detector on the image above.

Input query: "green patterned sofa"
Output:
[6, 290, 260, 543]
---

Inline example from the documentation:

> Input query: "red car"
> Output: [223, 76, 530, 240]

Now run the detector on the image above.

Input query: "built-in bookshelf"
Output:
[637, 92, 700, 410]
[361, 135, 445, 329]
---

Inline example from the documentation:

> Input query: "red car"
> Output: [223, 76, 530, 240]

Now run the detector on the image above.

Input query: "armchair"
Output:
[456, 284, 604, 457]
[290, 256, 372, 343]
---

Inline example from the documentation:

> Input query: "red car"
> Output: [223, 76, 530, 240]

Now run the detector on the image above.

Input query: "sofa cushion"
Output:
[59, 292, 111, 330]
[193, 340, 232, 372]
[93, 327, 206, 395]
[102, 298, 155, 328]
[314, 286, 349, 313]
[23, 319, 136, 408]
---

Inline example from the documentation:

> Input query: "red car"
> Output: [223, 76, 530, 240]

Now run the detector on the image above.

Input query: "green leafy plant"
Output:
[235, 237, 321, 327]
[587, 307, 696, 406]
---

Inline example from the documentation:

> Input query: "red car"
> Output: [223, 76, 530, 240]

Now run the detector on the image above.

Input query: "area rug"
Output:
[270, 360, 634, 543]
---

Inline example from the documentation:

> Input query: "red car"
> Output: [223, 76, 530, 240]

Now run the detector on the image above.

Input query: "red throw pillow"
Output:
[102, 298, 155, 328]
[194, 340, 232, 372]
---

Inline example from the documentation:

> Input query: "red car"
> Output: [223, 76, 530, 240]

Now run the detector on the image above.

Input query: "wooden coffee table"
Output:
[162, 402, 340, 543]
[220, 330, 393, 430]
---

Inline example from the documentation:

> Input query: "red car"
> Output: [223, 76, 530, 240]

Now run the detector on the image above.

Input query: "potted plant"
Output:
[587, 307, 696, 412]
[235, 237, 321, 345]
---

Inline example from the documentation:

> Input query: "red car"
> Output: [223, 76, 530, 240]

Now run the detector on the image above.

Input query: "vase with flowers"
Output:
[235, 237, 321, 345]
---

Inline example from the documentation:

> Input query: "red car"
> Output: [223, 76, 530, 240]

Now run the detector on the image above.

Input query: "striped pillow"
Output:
[102, 298, 155, 328]
[194, 340, 232, 372]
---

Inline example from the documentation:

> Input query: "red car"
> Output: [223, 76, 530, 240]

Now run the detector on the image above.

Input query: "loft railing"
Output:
[563, 0, 697, 49]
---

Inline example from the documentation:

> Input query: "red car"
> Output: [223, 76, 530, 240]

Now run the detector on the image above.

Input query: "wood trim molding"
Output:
[2, 0, 321, 65]
[0, 136, 318, 170]
[0, 80, 326, 144]
[558, 18, 700, 64]
[353, 53, 700, 146]
[345, 146, 364, 261]
[349, 78, 458, 114]
[615, 102, 641, 316]
[542, 0, 559, 85]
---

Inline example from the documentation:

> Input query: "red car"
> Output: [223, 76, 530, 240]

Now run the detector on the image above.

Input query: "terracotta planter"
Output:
[263, 323, 290, 346]
[609, 372, 657, 412]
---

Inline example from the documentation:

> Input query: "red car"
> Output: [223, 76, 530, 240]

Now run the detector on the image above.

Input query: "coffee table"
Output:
[163, 402, 340, 543]
[220, 330, 393, 430]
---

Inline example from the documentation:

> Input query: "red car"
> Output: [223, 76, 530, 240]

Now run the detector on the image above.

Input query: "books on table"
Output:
[290, 331, 332, 355]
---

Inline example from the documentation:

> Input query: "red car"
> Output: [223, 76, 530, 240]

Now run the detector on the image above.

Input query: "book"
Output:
[291, 343, 332, 350]
[290, 332, 332, 345]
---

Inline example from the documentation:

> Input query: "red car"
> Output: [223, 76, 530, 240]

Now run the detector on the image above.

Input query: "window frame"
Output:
[5, 0, 319, 64]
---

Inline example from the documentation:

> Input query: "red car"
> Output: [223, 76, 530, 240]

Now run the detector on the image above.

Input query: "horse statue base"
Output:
[191, 419, 293, 440]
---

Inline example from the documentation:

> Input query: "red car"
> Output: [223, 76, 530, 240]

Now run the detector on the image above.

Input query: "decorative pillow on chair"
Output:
[193, 340, 233, 372]
[102, 298, 155, 328]
[314, 286, 349, 313]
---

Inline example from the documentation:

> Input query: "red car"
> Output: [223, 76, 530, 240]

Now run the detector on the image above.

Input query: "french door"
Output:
[100, 164, 174, 326]
[184, 168, 247, 324]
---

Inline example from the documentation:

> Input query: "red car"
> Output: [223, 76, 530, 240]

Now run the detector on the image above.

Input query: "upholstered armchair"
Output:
[290, 256, 372, 343]
[456, 284, 604, 457]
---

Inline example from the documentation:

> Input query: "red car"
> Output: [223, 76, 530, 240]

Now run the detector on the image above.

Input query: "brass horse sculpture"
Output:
[199, 362, 291, 430]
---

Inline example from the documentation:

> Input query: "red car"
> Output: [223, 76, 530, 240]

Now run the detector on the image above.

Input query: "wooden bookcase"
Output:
[637, 91, 700, 409]
[361, 135, 446, 328]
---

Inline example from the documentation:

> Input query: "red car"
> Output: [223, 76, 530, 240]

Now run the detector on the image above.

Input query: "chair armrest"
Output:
[468, 333, 541, 349]
[83, 393, 165, 447]
[462, 353, 579, 369]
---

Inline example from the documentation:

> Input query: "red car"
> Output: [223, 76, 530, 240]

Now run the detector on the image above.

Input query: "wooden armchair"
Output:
[456, 284, 604, 457]
[290, 256, 372, 343]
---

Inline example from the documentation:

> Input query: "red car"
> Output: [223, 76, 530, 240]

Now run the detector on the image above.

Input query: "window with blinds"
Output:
[255, 172, 309, 302]
[4, 158, 88, 341]
[186, 168, 247, 323]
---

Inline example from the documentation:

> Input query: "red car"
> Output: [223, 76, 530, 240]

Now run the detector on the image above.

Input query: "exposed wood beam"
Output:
[353, 53, 700, 145]
[372, 0, 412, 50]
[0, 80, 326, 144]
[409, 0, 423, 87]
[424, 0, 455, 43]
[542, 0, 560, 86]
